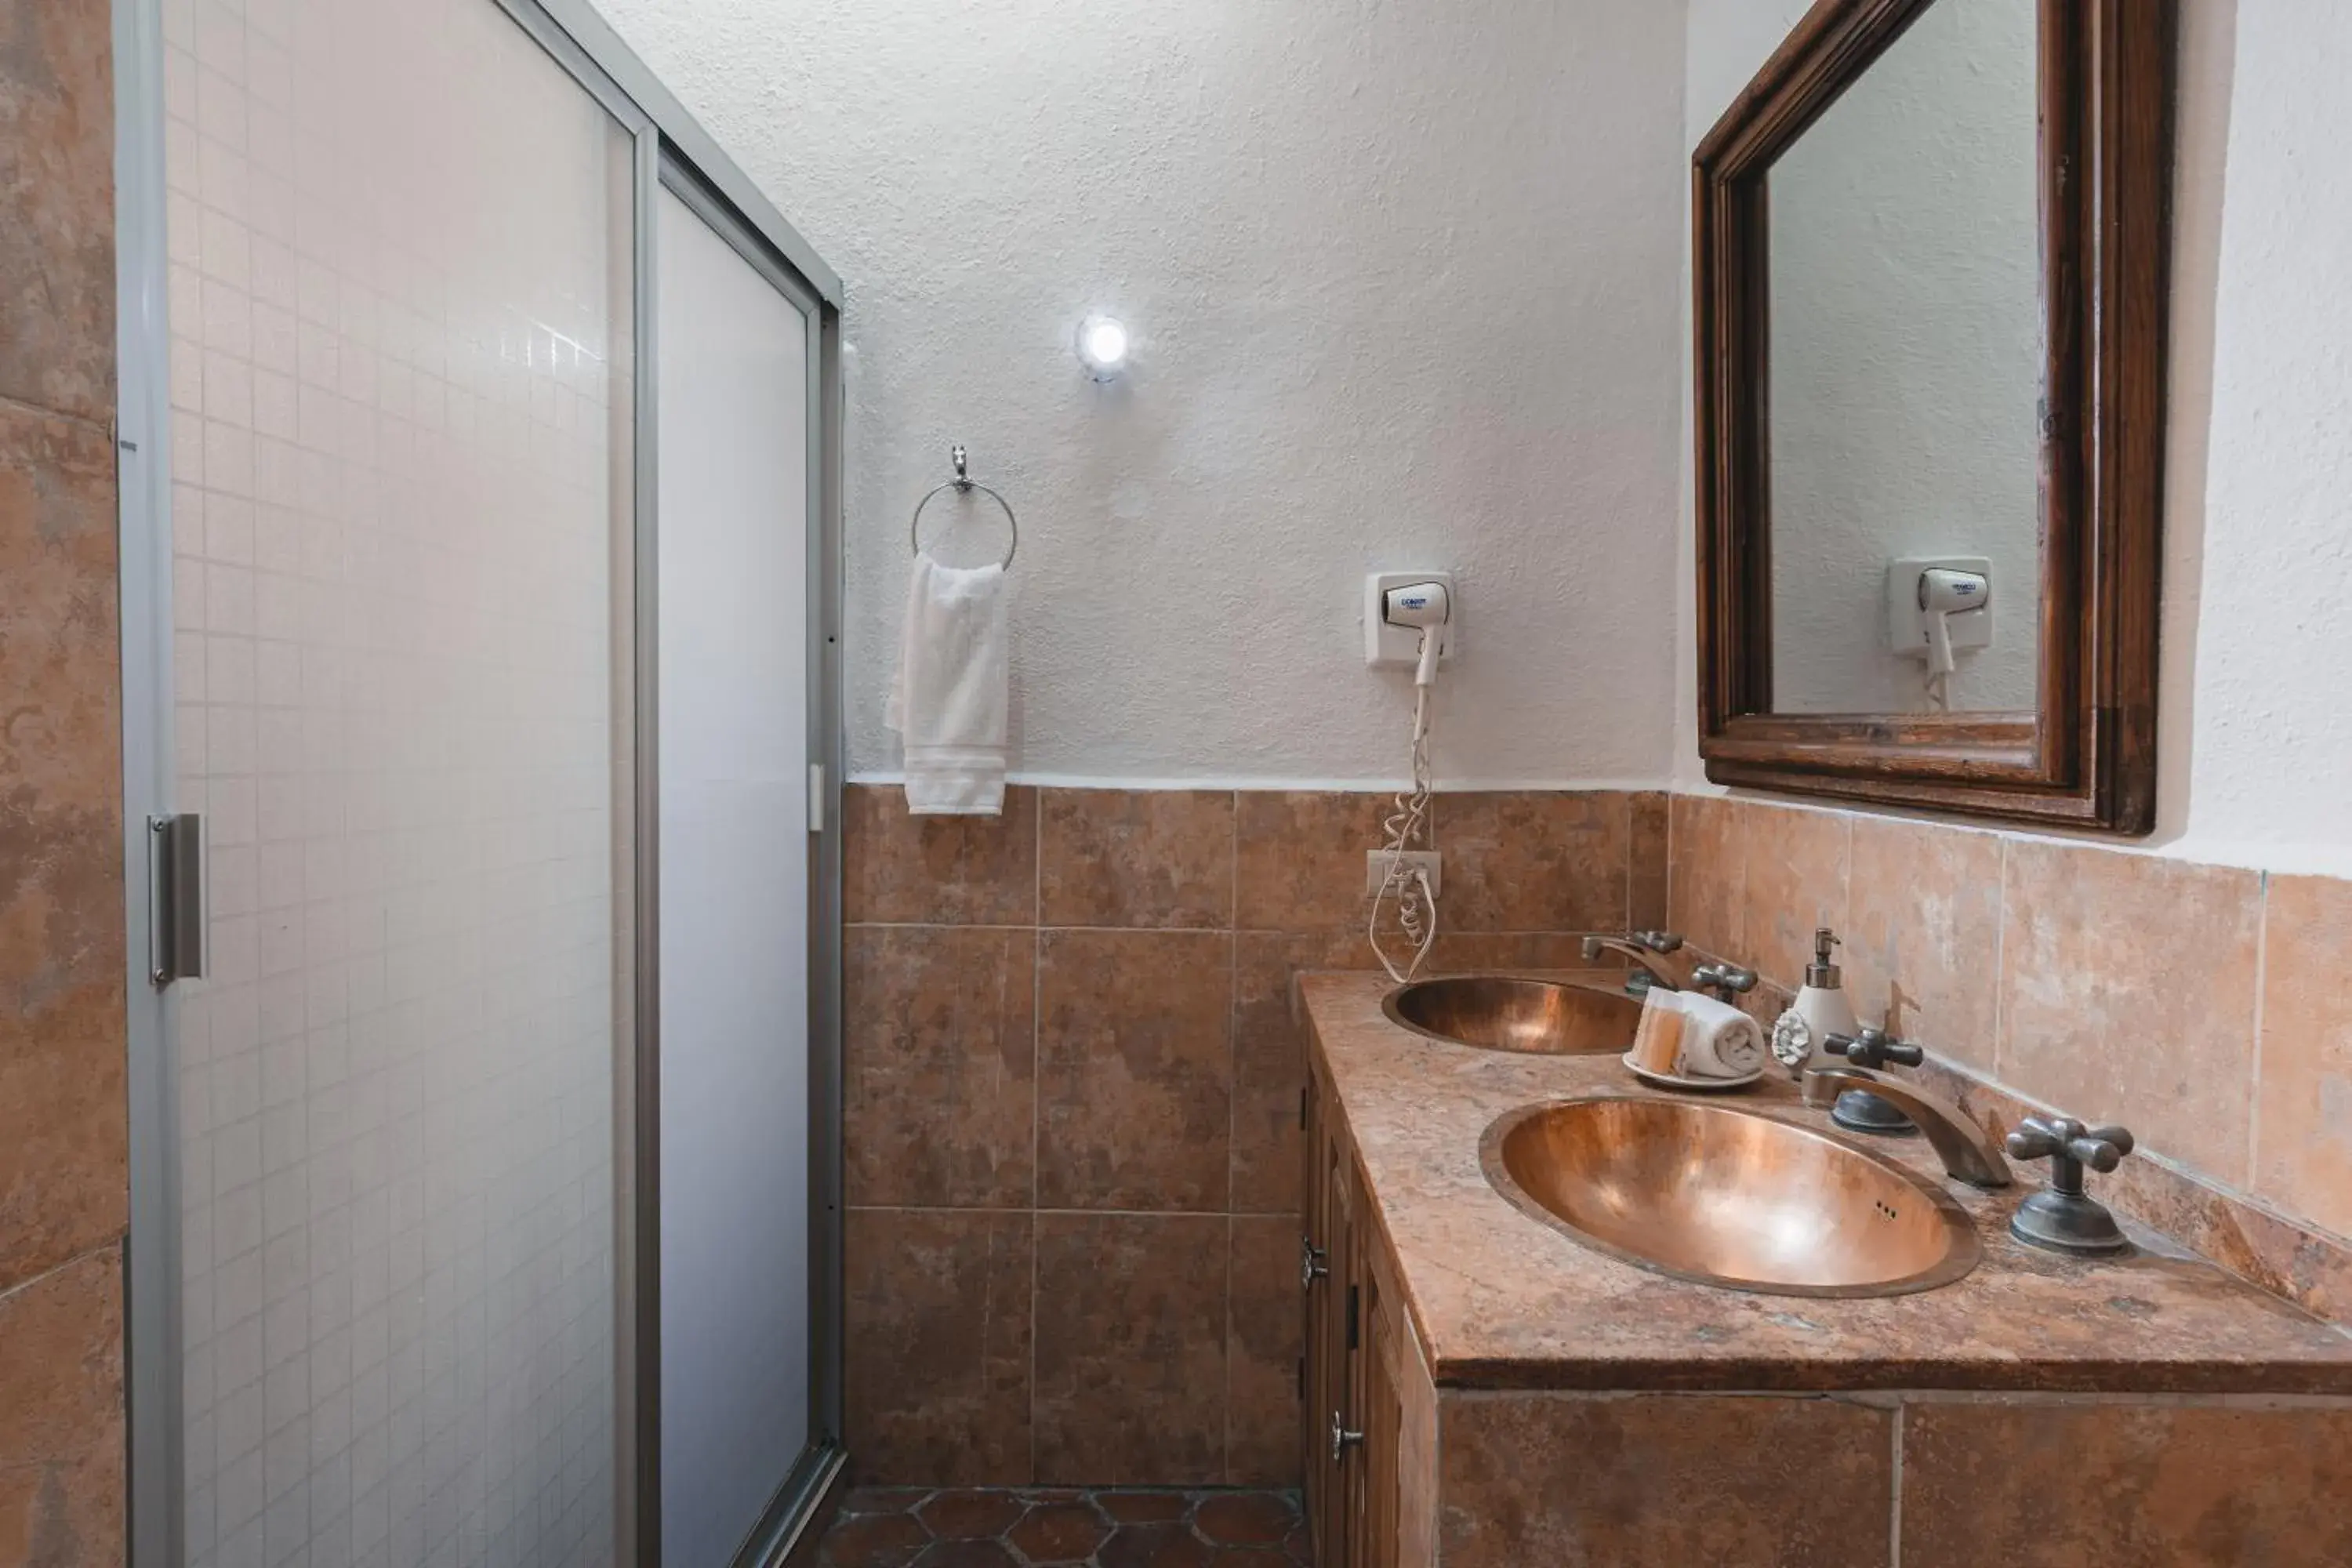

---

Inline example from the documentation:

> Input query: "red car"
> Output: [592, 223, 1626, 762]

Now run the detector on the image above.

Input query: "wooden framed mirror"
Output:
[1691, 0, 2175, 832]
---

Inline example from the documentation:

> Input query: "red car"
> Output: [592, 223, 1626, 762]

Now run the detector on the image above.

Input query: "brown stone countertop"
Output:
[1301, 969, 2352, 1396]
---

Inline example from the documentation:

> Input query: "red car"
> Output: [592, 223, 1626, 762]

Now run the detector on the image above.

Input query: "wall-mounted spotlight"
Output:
[1076, 314, 1129, 381]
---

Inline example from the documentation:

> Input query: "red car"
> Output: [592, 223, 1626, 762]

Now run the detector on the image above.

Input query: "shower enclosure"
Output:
[113, 0, 846, 1562]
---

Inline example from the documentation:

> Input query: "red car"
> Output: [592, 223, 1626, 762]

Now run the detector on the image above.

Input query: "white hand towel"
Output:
[887, 551, 1010, 815]
[1675, 993, 1766, 1078]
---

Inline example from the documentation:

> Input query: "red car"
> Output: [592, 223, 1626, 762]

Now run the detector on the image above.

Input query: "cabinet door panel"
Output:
[1308, 1067, 1399, 1568]
[1303, 1069, 1331, 1556]
[1365, 1272, 1403, 1568]
[1323, 1140, 1358, 1563]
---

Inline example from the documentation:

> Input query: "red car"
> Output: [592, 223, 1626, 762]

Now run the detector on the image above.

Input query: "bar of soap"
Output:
[1630, 989, 1686, 1075]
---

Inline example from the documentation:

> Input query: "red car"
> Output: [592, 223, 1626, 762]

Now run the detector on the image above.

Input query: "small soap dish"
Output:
[1621, 1052, 1763, 1094]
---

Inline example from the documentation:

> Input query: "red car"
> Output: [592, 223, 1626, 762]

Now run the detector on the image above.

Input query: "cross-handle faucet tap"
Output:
[1578, 931, 1757, 1003]
[1824, 1025, 1924, 1071]
[1689, 960, 1759, 1002]
[2004, 1116, 2136, 1255]
[1815, 1026, 1929, 1135]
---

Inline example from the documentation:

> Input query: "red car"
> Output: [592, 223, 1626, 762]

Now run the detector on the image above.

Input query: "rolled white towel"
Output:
[1676, 992, 1766, 1078]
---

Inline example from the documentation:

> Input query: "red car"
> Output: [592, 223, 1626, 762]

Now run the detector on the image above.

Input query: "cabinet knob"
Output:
[1301, 1234, 1329, 1291]
[1330, 1409, 1365, 1463]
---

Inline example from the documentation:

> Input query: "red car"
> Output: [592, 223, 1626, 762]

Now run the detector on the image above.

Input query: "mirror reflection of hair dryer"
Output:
[1917, 567, 1989, 678]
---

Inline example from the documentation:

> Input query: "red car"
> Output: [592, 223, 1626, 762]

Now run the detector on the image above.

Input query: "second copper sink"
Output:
[1484, 1097, 1980, 1298]
[1383, 975, 1640, 1055]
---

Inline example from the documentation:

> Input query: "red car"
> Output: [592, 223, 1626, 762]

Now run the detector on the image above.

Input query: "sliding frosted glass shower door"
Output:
[652, 179, 818, 1567]
[160, 2, 633, 1563]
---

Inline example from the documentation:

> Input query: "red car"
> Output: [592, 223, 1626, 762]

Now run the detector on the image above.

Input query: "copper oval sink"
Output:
[1483, 1097, 1980, 1297]
[1382, 976, 1639, 1055]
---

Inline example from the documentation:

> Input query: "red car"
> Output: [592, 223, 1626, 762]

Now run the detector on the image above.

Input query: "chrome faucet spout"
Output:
[1580, 935, 1693, 992]
[1802, 1066, 2013, 1189]
[1578, 931, 1758, 1003]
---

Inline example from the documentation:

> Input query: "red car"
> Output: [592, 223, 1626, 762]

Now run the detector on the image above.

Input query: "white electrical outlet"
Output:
[1366, 849, 1443, 897]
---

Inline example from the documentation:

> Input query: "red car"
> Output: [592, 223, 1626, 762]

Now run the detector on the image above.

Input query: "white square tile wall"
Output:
[164, 0, 630, 1562]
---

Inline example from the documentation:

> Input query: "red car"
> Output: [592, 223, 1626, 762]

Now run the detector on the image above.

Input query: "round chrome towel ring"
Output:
[909, 444, 1018, 569]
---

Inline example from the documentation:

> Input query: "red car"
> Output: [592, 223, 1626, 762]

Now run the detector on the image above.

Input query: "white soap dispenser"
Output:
[1770, 927, 1859, 1078]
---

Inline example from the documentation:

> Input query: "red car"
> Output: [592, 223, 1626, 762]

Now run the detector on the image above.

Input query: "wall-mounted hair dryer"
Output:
[1362, 572, 1457, 984]
[1365, 572, 1457, 684]
[1383, 581, 1452, 687]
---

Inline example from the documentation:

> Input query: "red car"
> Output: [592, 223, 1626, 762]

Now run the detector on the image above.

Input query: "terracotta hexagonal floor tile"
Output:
[1098, 1522, 1212, 1568]
[910, 1542, 1019, 1568]
[1006, 1501, 1111, 1563]
[1097, 1491, 1192, 1525]
[1193, 1493, 1298, 1547]
[818, 1511, 932, 1568]
[917, 1490, 1031, 1540]
[819, 1486, 1305, 1568]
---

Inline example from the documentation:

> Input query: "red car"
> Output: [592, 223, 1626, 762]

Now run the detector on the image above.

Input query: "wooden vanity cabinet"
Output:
[1303, 1059, 1406, 1567]
[1294, 972, 2352, 1565]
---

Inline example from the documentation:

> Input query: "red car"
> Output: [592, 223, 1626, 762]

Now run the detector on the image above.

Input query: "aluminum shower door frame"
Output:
[114, 0, 848, 1561]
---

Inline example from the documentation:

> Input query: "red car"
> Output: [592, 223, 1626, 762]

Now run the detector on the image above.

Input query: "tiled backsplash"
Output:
[1669, 793, 2352, 1322]
[840, 783, 1665, 1486]
[844, 779, 2352, 1485]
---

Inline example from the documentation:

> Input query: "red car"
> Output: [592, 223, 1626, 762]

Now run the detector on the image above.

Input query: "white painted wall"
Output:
[584, 0, 2352, 862]
[590, 0, 1689, 787]
[1767, 0, 2040, 714]
[2169, 0, 2352, 873]
[1680, 0, 2352, 876]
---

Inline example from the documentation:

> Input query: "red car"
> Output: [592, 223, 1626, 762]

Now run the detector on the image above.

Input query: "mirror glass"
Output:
[1766, 0, 2041, 715]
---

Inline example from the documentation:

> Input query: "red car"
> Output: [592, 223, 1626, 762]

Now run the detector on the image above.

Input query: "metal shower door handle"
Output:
[147, 813, 203, 985]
